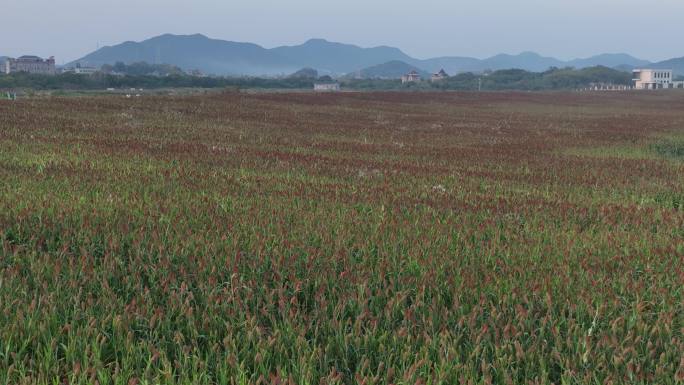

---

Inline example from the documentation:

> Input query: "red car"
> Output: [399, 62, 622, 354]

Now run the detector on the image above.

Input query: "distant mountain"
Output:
[651, 56, 684, 76]
[346, 60, 430, 79]
[411, 56, 478, 74]
[613, 64, 638, 73]
[479, 52, 565, 72]
[272, 39, 413, 74]
[567, 53, 650, 70]
[410, 52, 626, 75]
[69, 34, 295, 76]
[69, 34, 414, 76]
[288, 67, 318, 79]
[68, 33, 682, 77]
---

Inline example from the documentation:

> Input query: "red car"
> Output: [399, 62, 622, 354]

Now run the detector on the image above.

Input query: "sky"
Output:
[3, 0, 684, 63]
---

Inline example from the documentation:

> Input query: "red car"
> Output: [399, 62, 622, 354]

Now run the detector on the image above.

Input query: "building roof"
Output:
[18, 55, 42, 60]
[633, 68, 673, 72]
[434, 69, 448, 76]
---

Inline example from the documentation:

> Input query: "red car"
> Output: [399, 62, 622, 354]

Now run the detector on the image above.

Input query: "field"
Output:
[1, 91, 683, 384]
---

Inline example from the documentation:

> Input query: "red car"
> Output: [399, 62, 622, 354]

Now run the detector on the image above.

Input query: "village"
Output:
[3, 54, 684, 92]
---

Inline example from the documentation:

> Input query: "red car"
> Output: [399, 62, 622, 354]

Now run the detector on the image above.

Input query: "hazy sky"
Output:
[4, 0, 684, 63]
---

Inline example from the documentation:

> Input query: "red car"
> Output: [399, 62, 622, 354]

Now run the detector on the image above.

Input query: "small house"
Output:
[313, 83, 341, 92]
[431, 69, 449, 82]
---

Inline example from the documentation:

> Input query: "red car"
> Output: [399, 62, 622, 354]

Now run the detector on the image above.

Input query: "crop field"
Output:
[1, 91, 684, 384]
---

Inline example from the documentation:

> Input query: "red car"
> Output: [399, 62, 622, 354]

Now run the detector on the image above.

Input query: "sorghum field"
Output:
[1, 91, 683, 385]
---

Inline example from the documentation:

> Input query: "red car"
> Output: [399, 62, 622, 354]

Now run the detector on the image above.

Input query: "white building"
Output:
[633, 69, 684, 89]
[73, 67, 98, 75]
[401, 70, 421, 84]
[313, 83, 340, 92]
[62, 66, 99, 75]
[4, 55, 56, 75]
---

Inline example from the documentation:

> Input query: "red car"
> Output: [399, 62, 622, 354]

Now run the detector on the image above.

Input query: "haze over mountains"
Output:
[68, 34, 684, 77]
[345, 60, 430, 80]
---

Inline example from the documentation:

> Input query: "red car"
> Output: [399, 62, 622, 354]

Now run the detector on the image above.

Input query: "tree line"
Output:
[0, 66, 635, 92]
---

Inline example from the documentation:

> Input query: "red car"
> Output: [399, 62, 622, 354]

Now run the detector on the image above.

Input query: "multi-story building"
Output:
[5, 55, 56, 75]
[401, 70, 421, 84]
[632, 69, 684, 89]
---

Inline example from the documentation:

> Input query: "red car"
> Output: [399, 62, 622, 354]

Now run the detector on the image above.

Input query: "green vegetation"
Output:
[101, 62, 185, 76]
[0, 66, 636, 91]
[345, 66, 633, 91]
[431, 66, 633, 90]
[1, 92, 683, 384]
[0, 72, 316, 91]
[651, 136, 684, 159]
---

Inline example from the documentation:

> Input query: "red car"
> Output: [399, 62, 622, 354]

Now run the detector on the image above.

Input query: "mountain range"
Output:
[68, 34, 684, 77]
